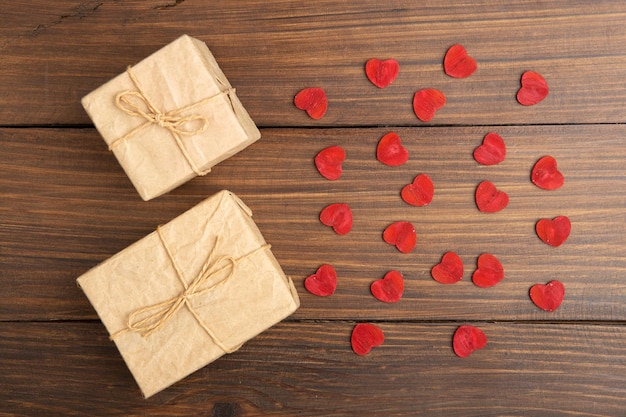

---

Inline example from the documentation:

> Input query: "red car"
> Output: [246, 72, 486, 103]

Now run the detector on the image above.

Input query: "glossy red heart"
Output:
[530, 280, 565, 312]
[383, 221, 417, 253]
[315, 146, 346, 180]
[401, 173, 434, 206]
[376, 132, 409, 167]
[531, 155, 564, 190]
[365, 58, 400, 88]
[453, 325, 487, 358]
[472, 253, 504, 288]
[351, 323, 385, 356]
[475, 181, 509, 213]
[431, 252, 464, 284]
[319, 203, 353, 235]
[473, 132, 506, 166]
[304, 264, 337, 297]
[413, 88, 446, 122]
[294, 87, 328, 119]
[371, 270, 404, 303]
[536, 216, 571, 247]
[443, 44, 477, 78]
[517, 71, 549, 106]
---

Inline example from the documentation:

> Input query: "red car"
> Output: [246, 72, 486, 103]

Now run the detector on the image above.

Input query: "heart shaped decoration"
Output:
[431, 252, 464, 284]
[294, 87, 328, 119]
[453, 325, 487, 358]
[376, 132, 409, 166]
[304, 264, 338, 297]
[383, 221, 417, 253]
[401, 173, 434, 206]
[475, 180, 509, 213]
[320, 203, 353, 235]
[531, 155, 564, 190]
[473, 132, 506, 166]
[371, 270, 404, 303]
[443, 44, 477, 78]
[530, 280, 565, 312]
[472, 253, 504, 288]
[351, 323, 385, 356]
[517, 71, 549, 106]
[536, 216, 571, 247]
[413, 88, 446, 122]
[365, 58, 400, 88]
[315, 145, 346, 180]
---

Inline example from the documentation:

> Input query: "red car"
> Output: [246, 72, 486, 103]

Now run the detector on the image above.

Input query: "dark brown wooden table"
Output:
[1, 1, 625, 416]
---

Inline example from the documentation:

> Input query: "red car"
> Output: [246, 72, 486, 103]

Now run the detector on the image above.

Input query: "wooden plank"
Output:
[2, 321, 626, 416]
[1, 1, 626, 125]
[1, 125, 624, 321]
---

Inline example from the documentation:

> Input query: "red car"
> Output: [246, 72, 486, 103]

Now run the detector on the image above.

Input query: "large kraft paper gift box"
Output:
[82, 35, 261, 201]
[77, 190, 300, 398]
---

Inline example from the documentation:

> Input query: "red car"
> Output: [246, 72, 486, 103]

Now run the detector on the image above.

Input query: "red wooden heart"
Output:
[320, 203, 353, 235]
[365, 58, 400, 88]
[531, 155, 564, 190]
[443, 44, 477, 78]
[536, 216, 571, 247]
[453, 325, 487, 358]
[475, 181, 508, 213]
[431, 252, 464, 284]
[472, 253, 504, 288]
[383, 221, 417, 253]
[315, 146, 346, 180]
[413, 88, 446, 122]
[530, 280, 565, 312]
[401, 173, 434, 206]
[517, 71, 549, 106]
[473, 132, 506, 166]
[371, 270, 404, 303]
[304, 264, 338, 297]
[294, 87, 328, 119]
[351, 323, 385, 356]
[377, 132, 409, 166]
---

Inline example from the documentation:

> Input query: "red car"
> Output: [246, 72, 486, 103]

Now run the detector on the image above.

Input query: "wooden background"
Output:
[1, 1, 625, 416]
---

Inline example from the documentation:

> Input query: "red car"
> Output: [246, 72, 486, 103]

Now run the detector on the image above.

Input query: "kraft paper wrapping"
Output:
[81, 35, 261, 201]
[77, 190, 300, 398]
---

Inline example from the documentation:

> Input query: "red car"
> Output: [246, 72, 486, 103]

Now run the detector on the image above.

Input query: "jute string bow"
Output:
[110, 226, 269, 354]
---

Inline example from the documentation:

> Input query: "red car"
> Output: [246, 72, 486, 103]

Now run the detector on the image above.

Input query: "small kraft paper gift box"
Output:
[82, 35, 261, 201]
[77, 190, 300, 398]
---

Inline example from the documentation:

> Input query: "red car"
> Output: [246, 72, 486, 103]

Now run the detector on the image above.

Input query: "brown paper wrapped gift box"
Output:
[81, 35, 261, 201]
[77, 190, 300, 398]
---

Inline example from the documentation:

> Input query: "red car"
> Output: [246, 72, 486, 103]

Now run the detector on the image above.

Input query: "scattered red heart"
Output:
[365, 58, 400, 88]
[531, 155, 564, 190]
[530, 280, 565, 312]
[431, 252, 464, 284]
[304, 264, 338, 297]
[443, 44, 477, 79]
[315, 145, 346, 180]
[473, 132, 506, 166]
[294, 87, 328, 119]
[376, 132, 409, 166]
[413, 88, 446, 122]
[517, 70, 549, 106]
[371, 270, 404, 303]
[351, 323, 385, 356]
[475, 180, 509, 213]
[453, 325, 487, 358]
[401, 173, 434, 206]
[383, 221, 417, 253]
[319, 203, 353, 235]
[536, 216, 571, 247]
[472, 253, 504, 288]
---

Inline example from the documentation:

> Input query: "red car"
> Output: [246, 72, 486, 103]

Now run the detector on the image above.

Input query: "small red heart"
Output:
[351, 323, 385, 356]
[315, 146, 346, 180]
[431, 252, 464, 284]
[472, 253, 504, 288]
[413, 89, 446, 122]
[376, 132, 409, 167]
[371, 270, 404, 303]
[365, 58, 400, 88]
[383, 221, 417, 254]
[536, 216, 571, 247]
[453, 325, 487, 358]
[473, 132, 506, 166]
[443, 44, 477, 79]
[530, 280, 565, 312]
[531, 155, 564, 190]
[401, 174, 434, 206]
[294, 87, 328, 119]
[475, 181, 509, 213]
[517, 71, 549, 106]
[304, 264, 338, 297]
[320, 203, 353, 235]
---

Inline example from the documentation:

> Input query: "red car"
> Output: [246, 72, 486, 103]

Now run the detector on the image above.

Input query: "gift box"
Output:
[77, 190, 300, 398]
[81, 35, 261, 201]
